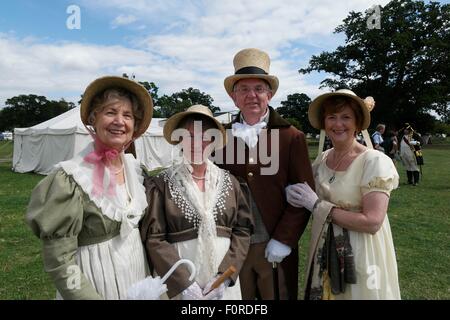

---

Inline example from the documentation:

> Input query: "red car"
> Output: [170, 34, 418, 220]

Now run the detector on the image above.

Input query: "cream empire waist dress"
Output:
[26, 143, 149, 299]
[307, 148, 401, 299]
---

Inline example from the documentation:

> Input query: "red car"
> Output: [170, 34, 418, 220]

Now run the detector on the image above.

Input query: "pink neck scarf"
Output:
[83, 137, 121, 197]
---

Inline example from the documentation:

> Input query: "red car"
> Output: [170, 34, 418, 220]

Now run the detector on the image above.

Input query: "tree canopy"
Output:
[156, 87, 219, 118]
[276, 93, 315, 133]
[299, 0, 450, 132]
[0, 95, 75, 131]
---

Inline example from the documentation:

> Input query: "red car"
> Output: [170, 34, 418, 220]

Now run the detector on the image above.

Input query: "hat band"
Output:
[235, 66, 268, 75]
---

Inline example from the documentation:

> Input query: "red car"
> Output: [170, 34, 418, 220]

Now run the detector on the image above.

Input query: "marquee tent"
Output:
[13, 106, 176, 175]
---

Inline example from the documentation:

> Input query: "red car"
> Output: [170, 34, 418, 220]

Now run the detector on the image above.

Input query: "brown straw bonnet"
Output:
[80, 76, 153, 138]
[163, 104, 227, 148]
[308, 89, 371, 130]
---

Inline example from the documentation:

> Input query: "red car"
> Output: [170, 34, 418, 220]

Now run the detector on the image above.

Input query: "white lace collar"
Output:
[56, 142, 148, 237]
[161, 159, 233, 285]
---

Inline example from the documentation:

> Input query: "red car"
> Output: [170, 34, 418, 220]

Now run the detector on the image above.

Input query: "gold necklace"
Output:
[191, 174, 206, 180]
[328, 143, 354, 183]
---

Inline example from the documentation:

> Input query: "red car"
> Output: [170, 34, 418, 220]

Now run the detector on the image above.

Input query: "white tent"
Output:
[13, 106, 176, 175]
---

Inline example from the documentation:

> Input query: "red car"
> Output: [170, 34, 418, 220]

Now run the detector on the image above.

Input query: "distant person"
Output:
[384, 130, 399, 161]
[26, 76, 153, 299]
[400, 127, 421, 186]
[372, 124, 386, 152]
[286, 89, 401, 299]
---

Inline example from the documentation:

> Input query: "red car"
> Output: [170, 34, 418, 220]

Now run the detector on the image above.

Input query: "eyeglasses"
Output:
[234, 86, 271, 95]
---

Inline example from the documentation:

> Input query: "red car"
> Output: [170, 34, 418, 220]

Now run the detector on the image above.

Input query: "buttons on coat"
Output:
[249, 157, 255, 163]
[248, 172, 254, 177]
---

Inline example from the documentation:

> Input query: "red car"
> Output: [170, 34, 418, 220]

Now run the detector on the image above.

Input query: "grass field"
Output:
[0, 140, 449, 299]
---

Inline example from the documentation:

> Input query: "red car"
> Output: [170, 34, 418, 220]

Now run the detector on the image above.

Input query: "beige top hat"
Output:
[308, 89, 371, 130]
[80, 76, 154, 138]
[163, 104, 227, 148]
[224, 48, 279, 97]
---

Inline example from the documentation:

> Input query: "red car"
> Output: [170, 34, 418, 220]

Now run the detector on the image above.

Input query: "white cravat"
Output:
[231, 110, 269, 148]
[231, 121, 267, 148]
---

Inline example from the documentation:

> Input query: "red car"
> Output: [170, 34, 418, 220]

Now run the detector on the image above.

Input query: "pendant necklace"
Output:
[328, 143, 354, 183]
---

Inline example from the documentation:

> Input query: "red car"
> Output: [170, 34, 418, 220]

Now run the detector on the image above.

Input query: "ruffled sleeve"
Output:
[26, 169, 102, 299]
[360, 150, 399, 196]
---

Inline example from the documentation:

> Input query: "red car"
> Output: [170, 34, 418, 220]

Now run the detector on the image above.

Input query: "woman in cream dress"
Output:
[286, 90, 401, 300]
[27, 76, 153, 299]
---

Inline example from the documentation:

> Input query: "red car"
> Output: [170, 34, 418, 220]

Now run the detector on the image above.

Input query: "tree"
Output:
[138, 81, 162, 117]
[0, 95, 75, 131]
[299, 0, 450, 133]
[277, 93, 316, 133]
[157, 87, 219, 118]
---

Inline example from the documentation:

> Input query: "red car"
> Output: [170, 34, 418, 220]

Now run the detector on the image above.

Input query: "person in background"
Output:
[141, 105, 253, 300]
[384, 130, 399, 162]
[372, 123, 386, 152]
[286, 89, 401, 300]
[400, 126, 421, 186]
[26, 76, 153, 299]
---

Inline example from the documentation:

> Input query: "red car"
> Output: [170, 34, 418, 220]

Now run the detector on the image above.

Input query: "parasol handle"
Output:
[161, 259, 196, 284]
[204, 265, 236, 295]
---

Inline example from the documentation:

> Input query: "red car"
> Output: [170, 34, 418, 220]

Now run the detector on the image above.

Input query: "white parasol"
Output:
[127, 259, 196, 300]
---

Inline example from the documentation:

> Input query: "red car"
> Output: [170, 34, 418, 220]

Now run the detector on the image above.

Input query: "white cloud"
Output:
[2, 0, 391, 112]
[0, 34, 154, 106]
[111, 14, 138, 28]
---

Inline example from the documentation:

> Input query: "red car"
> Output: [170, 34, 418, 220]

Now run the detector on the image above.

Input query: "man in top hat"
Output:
[215, 48, 314, 300]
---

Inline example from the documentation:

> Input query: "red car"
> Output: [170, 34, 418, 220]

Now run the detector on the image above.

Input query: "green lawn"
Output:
[0, 141, 449, 299]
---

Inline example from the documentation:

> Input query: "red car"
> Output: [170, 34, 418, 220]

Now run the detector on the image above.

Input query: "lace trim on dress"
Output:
[56, 143, 148, 230]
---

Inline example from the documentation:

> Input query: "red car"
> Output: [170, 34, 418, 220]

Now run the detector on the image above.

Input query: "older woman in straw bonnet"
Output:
[140, 105, 253, 300]
[27, 76, 153, 299]
[286, 89, 401, 299]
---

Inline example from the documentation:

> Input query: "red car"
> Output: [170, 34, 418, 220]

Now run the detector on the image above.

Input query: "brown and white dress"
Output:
[141, 159, 254, 299]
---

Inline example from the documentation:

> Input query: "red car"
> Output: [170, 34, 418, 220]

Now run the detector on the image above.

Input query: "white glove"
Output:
[265, 239, 292, 263]
[202, 275, 231, 300]
[285, 182, 318, 211]
[181, 282, 204, 300]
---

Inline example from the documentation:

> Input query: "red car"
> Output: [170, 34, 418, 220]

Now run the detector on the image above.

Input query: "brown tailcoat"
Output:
[215, 107, 314, 299]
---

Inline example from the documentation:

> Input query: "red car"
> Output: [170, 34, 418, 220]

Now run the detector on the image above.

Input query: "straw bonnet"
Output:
[224, 48, 279, 97]
[80, 76, 154, 138]
[163, 104, 227, 148]
[308, 89, 371, 130]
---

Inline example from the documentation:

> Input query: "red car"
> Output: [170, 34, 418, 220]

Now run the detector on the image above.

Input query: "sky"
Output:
[0, 0, 446, 112]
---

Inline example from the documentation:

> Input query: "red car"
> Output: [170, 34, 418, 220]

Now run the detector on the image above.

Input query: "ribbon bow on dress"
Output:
[231, 121, 267, 148]
[83, 137, 120, 197]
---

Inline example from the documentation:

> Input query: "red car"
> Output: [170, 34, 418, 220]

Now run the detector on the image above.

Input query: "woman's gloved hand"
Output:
[181, 282, 204, 300]
[285, 182, 318, 211]
[202, 275, 231, 300]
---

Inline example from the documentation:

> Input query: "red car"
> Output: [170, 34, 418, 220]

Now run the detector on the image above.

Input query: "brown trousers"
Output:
[239, 242, 288, 300]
